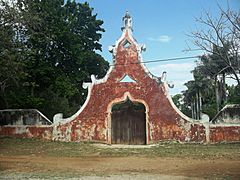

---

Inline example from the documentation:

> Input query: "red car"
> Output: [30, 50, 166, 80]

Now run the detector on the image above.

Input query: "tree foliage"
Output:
[0, 0, 109, 119]
[179, 5, 240, 120]
[187, 4, 240, 85]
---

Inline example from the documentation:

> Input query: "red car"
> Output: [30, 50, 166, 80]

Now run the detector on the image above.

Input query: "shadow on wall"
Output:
[0, 109, 52, 126]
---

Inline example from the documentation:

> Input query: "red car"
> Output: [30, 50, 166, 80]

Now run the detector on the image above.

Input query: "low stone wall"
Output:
[211, 104, 240, 124]
[0, 109, 53, 140]
[0, 125, 53, 140]
[1, 122, 240, 143]
[0, 106, 240, 144]
[209, 125, 240, 143]
[0, 109, 52, 126]
[209, 104, 240, 143]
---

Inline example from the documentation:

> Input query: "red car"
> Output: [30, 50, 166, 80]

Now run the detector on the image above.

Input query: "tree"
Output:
[185, 4, 240, 117]
[172, 94, 183, 110]
[227, 84, 240, 104]
[181, 63, 219, 120]
[187, 5, 240, 85]
[195, 51, 229, 112]
[172, 93, 192, 117]
[0, 0, 28, 108]
[0, 0, 109, 119]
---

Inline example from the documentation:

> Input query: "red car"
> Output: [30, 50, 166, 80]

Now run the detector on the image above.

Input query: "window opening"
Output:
[119, 75, 137, 83]
[123, 40, 131, 48]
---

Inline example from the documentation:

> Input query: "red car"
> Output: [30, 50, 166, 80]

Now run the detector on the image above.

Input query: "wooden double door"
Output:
[111, 99, 146, 145]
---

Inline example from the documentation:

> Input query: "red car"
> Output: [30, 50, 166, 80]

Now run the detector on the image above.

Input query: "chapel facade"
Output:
[52, 12, 206, 144]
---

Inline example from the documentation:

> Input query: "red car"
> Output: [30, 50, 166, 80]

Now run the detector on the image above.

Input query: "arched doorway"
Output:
[111, 98, 146, 145]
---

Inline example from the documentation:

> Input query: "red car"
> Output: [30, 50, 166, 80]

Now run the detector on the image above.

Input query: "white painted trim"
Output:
[94, 30, 127, 85]
[163, 82, 226, 143]
[210, 124, 240, 127]
[35, 109, 52, 124]
[163, 82, 202, 124]
[0, 109, 52, 124]
[211, 104, 240, 123]
[2, 125, 52, 127]
[119, 74, 137, 83]
[106, 92, 149, 145]
[94, 66, 114, 85]
[205, 123, 210, 143]
[94, 28, 158, 85]
[52, 83, 94, 125]
[124, 29, 159, 81]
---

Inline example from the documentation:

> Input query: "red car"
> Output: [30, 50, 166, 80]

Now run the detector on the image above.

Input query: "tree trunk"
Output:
[199, 91, 202, 119]
[196, 92, 199, 120]
[215, 77, 220, 112]
[193, 99, 196, 119]
[191, 102, 194, 119]
[222, 72, 226, 103]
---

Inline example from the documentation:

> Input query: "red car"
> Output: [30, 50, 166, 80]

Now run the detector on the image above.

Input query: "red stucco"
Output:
[210, 126, 240, 142]
[0, 126, 52, 140]
[52, 29, 207, 144]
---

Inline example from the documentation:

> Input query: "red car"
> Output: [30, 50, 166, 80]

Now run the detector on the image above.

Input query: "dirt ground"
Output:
[0, 137, 240, 179]
[1, 155, 240, 179]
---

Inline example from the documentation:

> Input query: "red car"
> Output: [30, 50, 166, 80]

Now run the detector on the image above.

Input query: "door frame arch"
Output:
[107, 92, 149, 144]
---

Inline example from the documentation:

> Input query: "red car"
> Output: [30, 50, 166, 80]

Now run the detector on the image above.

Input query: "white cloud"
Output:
[150, 63, 195, 73]
[148, 35, 172, 43]
[148, 62, 196, 95]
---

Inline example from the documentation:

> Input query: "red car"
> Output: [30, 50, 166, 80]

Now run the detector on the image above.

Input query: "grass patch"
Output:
[0, 137, 239, 159]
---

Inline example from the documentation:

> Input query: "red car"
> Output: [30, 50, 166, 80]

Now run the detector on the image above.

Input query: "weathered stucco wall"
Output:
[0, 126, 53, 140]
[209, 125, 240, 142]
[0, 109, 53, 140]
[52, 23, 208, 144]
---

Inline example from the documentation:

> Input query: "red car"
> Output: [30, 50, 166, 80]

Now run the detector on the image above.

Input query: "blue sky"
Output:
[77, 0, 239, 95]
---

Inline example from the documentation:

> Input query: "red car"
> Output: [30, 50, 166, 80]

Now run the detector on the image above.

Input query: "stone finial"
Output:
[121, 11, 133, 31]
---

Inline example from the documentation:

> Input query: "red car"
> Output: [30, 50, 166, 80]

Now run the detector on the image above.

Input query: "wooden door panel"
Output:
[111, 101, 146, 145]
